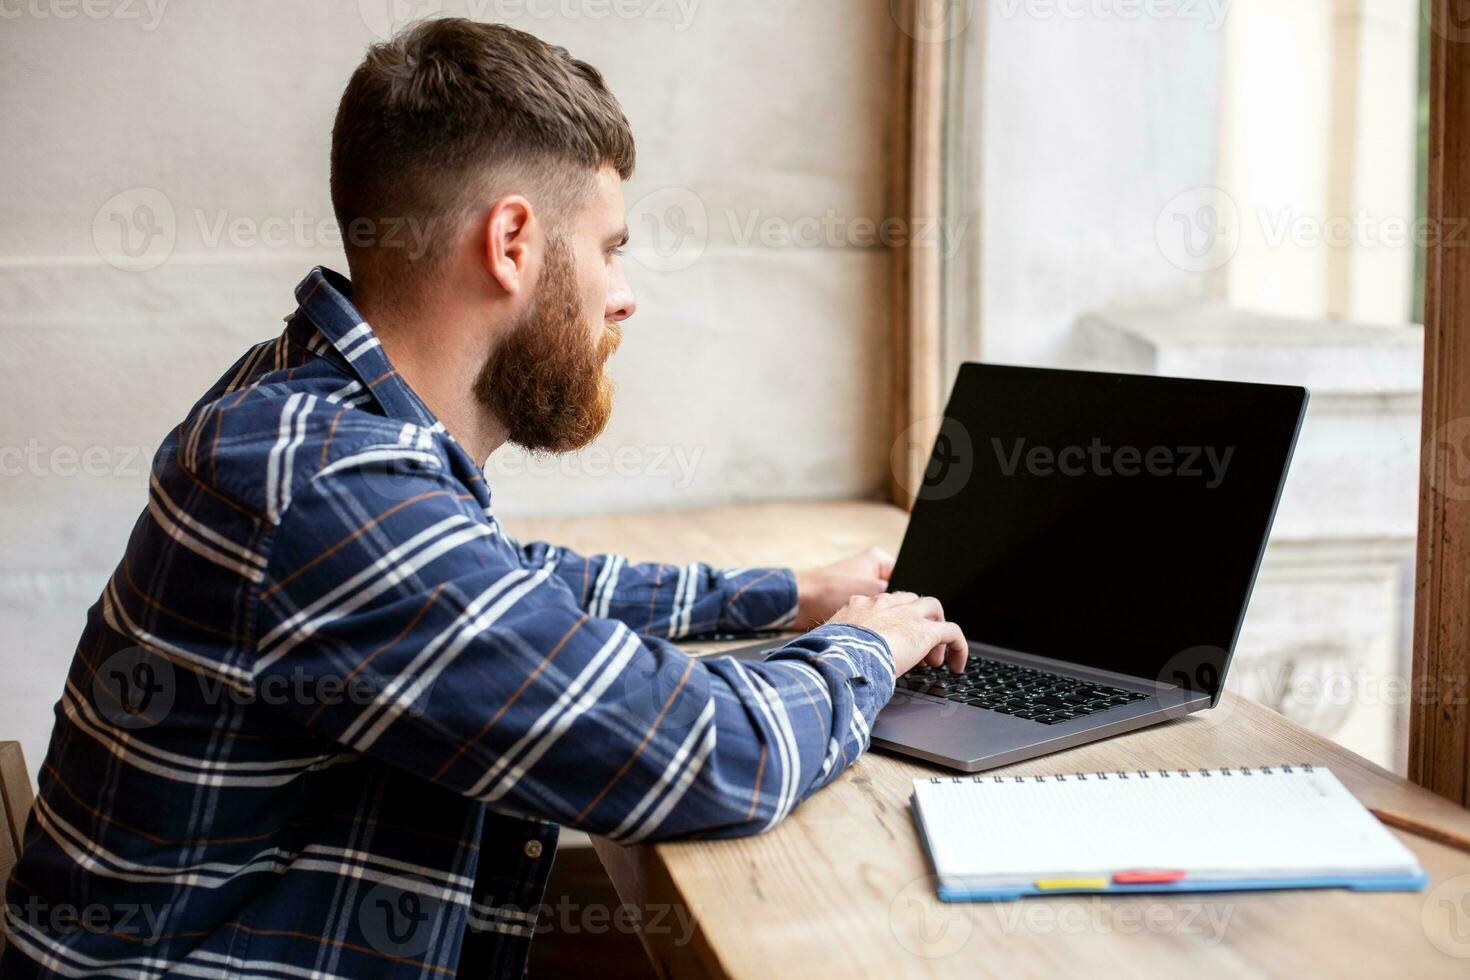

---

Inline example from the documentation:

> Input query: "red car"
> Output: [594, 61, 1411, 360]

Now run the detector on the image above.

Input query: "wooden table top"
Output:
[505, 501, 1470, 978]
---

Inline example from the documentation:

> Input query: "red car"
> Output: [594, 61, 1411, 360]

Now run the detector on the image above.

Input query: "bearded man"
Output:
[2, 18, 965, 978]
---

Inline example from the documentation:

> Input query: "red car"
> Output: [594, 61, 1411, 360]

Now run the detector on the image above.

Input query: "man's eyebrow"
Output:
[606, 226, 630, 248]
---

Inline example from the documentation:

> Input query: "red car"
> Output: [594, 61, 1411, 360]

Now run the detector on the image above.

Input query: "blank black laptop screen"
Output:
[888, 363, 1307, 697]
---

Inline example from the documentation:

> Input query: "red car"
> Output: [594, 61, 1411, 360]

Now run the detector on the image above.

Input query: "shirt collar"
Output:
[291, 266, 443, 431]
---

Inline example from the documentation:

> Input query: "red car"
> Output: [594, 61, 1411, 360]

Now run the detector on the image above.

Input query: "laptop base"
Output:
[718, 640, 1210, 773]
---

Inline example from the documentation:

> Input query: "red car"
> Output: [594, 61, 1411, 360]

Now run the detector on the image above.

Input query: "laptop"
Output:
[725, 362, 1308, 772]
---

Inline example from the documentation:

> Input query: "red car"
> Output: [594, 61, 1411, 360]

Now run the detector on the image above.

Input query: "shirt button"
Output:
[524, 840, 543, 859]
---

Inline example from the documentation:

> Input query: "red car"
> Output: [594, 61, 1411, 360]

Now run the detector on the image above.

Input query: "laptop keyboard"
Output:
[894, 657, 1149, 725]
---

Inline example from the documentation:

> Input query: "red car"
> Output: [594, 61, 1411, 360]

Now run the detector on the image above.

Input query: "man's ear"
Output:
[483, 195, 537, 296]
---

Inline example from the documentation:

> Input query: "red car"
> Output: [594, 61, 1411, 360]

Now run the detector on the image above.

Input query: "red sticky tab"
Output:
[1113, 869, 1186, 885]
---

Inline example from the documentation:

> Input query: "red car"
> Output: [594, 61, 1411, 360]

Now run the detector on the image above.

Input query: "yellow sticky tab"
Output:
[1034, 878, 1109, 891]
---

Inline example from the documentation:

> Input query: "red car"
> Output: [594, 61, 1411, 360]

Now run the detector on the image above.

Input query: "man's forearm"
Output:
[513, 538, 798, 638]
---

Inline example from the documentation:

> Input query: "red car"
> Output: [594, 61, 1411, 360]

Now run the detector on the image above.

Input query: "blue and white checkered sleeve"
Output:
[253, 451, 894, 842]
[513, 538, 799, 639]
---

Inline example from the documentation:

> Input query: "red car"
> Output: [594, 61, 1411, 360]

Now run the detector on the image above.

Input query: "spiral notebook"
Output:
[911, 765, 1428, 902]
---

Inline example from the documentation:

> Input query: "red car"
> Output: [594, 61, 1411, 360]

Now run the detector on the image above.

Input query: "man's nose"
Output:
[606, 285, 637, 323]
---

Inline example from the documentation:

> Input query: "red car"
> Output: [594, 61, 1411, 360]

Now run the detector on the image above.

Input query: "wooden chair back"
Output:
[0, 742, 34, 957]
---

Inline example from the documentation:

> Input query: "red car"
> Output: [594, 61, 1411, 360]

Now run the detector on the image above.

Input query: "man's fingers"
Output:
[881, 591, 944, 620]
[945, 635, 969, 673]
[869, 547, 896, 581]
[928, 620, 967, 673]
[910, 596, 946, 622]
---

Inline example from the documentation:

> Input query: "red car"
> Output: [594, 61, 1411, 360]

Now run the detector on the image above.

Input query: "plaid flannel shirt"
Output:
[1, 267, 896, 979]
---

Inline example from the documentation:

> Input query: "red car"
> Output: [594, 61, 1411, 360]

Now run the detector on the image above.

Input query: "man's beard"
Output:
[473, 237, 621, 454]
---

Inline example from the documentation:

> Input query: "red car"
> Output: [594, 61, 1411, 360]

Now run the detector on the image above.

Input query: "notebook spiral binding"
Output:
[928, 764, 1316, 785]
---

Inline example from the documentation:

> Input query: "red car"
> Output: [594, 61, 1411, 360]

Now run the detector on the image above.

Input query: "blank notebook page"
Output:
[913, 767, 1420, 880]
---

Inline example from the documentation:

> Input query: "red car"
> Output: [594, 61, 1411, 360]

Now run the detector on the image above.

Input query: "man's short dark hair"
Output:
[330, 17, 636, 300]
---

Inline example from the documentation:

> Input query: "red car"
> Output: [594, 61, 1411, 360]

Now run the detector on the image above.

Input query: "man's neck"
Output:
[355, 297, 509, 465]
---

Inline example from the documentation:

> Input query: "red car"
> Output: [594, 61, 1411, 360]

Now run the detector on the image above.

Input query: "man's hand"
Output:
[828, 591, 968, 676]
[793, 547, 895, 629]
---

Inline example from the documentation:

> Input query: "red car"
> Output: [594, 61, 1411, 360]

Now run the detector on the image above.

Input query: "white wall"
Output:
[0, 0, 896, 773]
[971, 2, 1227, 369]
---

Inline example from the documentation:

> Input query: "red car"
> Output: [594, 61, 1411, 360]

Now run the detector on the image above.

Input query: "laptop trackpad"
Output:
[873, 690, 1048, 757]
